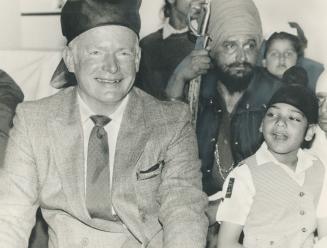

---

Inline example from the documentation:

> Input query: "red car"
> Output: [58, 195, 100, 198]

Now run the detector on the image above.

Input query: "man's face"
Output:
[170, 0, 203, 19]
[64, 26, 140, 111]
[317, 92, 327, 132]
[211, 34, 259, 93]
[261, 103, 312, 159]
[263, 39, 298, 79]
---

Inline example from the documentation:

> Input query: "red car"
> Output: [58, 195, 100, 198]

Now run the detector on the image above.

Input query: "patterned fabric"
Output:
[86, 115, 114, 221]
[244, 156, 324, 248]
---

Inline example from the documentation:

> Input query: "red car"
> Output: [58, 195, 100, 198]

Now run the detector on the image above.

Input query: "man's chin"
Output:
[219, 71, 253, 93]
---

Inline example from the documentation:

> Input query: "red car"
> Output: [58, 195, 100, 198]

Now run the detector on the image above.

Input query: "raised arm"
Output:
[165, 48, 211, 100]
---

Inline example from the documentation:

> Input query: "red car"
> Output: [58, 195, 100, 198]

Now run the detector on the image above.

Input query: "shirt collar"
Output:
[162, 18, 188, 39]
[77, 92, 129, 125]
[256, 142, 316, 174]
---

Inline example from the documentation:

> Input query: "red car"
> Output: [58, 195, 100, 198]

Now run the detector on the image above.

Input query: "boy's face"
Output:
[263, 39, 298, 79]
[261, 103, 314, 157]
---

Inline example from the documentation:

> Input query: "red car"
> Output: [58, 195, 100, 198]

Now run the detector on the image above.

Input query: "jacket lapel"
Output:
[48, 87, 88, 220]
[112, 88, 152, 242]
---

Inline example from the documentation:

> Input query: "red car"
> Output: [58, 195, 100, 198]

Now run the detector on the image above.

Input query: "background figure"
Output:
[217, 85, 327, 248]
[135, 0, 205, 100]
[164, 0, 282, 247]
[0, 69, 23, 163]
[308, 72, 327, 167]
[261, 22, 324, 91]
[0, 1, 208, 247]
[308, 72, 327, 247]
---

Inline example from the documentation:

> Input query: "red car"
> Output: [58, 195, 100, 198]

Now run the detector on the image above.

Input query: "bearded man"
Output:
[165, 0, 282, 246]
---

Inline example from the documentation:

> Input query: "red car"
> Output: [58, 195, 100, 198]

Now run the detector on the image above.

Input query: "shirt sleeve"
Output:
[216, 164, 255, 225]
[317, 163, 327, 218]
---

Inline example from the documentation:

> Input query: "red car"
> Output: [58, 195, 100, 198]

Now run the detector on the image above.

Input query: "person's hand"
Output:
[189, 0, 208, 20]
[174, 48, 211, 82]
[165, 48, 211, 99]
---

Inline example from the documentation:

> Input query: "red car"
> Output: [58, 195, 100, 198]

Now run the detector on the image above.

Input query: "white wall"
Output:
[0, 0, 326, 65]
[0, 0, 20, 49]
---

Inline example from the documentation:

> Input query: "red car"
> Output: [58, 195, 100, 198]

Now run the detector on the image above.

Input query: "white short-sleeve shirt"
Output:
[216, 142, 327, 224]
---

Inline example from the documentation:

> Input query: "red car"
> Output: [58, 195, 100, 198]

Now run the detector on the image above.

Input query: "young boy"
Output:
[216, 84, 327, 248]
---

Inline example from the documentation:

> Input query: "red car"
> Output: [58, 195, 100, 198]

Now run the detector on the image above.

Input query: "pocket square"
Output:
[137, 160, 164, 180]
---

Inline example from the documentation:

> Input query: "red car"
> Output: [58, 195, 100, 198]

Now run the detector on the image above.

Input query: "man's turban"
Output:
[207, 0, 262, 52]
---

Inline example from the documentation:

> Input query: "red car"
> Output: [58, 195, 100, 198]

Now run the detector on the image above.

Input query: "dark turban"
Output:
[61, 0, 141, 44]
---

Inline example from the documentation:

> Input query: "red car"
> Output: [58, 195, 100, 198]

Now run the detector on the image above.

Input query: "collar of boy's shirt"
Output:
[162, 18, 189, 40]
[256, 142, 315, 175]
[77, 92, 129, 126]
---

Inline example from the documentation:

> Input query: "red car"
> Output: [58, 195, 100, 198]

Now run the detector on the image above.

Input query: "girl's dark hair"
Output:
[264, 32, 304, 58]
[163, 0, 171, 18]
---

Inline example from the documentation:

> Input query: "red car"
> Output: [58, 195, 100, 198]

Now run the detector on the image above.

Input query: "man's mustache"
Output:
[226, 62, 253, 70]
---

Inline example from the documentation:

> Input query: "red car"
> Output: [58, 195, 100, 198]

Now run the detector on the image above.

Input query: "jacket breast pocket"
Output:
[136, 160, 164, 181]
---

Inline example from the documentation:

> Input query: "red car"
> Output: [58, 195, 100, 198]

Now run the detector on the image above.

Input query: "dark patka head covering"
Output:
[282, 66, 309, 87]
[61, 0, 142, 44]
[267, 85, 318, 124]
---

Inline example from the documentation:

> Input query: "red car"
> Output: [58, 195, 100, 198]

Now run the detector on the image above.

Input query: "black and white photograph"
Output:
[0, 0, 326, 247]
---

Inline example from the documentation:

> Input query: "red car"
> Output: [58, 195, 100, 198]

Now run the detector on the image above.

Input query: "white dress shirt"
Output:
[217, 142, 327, 225]
[162, 19, 188, 40]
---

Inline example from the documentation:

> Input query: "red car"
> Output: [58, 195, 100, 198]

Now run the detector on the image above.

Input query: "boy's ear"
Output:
[304, 124, 316, 141]
[259, 122, 263, 133]
[62, 46, 75, 73]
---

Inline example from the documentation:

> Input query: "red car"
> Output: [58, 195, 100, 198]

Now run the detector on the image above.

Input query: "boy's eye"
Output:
[284, 51, 295, 57]
[266, 112, 276, 118]
[289, 116, 301, 122]
[268, 51, 279, 57]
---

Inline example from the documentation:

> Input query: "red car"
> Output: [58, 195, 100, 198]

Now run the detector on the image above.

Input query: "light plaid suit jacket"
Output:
[0, 86, 208, 248]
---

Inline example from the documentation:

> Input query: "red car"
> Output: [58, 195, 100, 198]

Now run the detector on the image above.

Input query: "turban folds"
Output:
[207, 0, 262, 52]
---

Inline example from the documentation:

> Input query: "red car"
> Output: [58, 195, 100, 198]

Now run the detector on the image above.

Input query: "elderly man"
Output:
[0, 1, 208, 247]
[165, 0, 282, 246]
[309, 72, 327, 165]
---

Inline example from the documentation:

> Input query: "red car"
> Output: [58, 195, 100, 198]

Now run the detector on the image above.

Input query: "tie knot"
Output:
[90, 115, 111, 127]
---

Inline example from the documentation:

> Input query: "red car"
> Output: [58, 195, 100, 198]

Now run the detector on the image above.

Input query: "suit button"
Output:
[300, 210, 305, 215]
[299, 192, 305, 197]
[302, 227, 307, 232]
[269, 241, 274, 245]
[81, 237, 89, 247]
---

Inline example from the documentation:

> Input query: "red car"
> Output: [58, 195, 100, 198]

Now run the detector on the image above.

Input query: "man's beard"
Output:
[216, 62, 254, 93]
